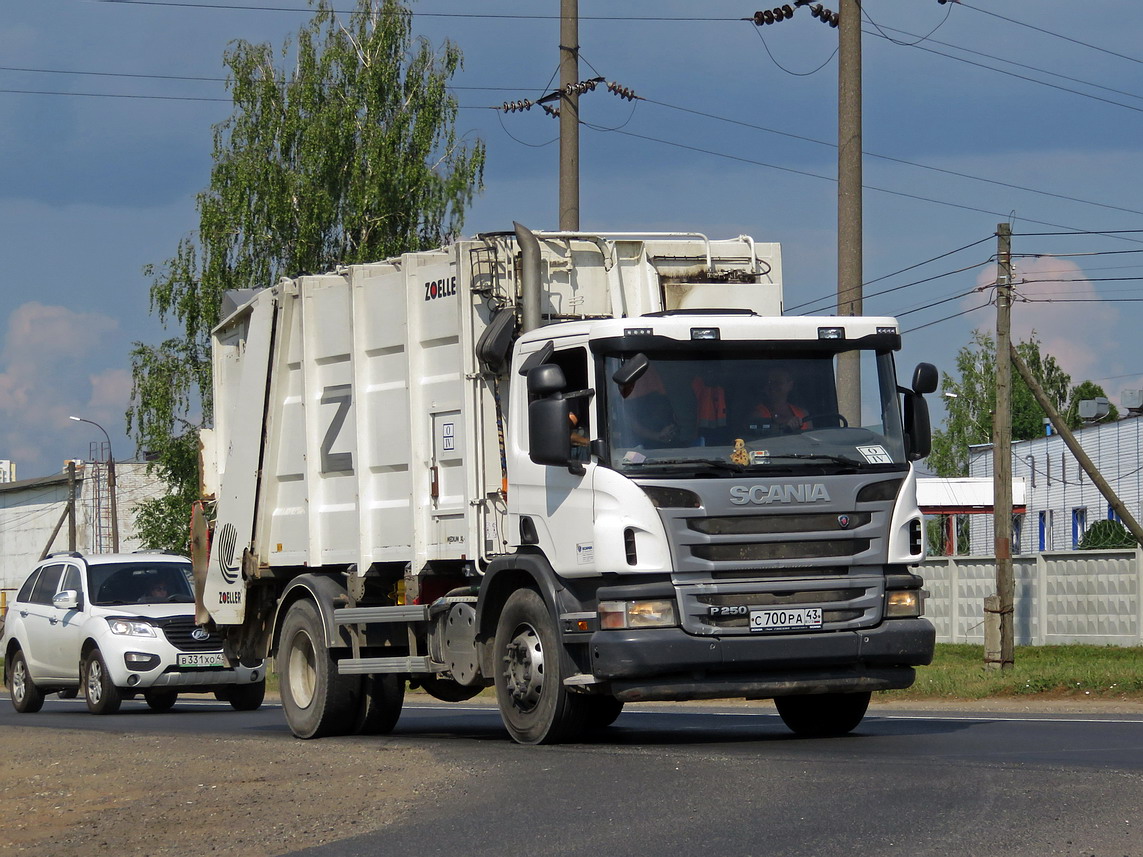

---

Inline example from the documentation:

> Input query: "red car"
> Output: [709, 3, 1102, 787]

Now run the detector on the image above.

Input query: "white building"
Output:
[0, 461, 172, 599]
[965, 417, 1143, 554]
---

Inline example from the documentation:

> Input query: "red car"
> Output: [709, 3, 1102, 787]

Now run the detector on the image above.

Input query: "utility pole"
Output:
[991, 223, 1015, 670]
[558, 0, 580, 231]
[836, 0, 863, 421]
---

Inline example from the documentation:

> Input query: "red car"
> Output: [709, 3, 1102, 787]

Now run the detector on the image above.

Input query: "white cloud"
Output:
[0, 303, 129, 474]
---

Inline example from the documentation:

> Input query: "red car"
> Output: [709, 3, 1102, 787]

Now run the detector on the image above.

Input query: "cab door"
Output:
[509, 342, 600, 575]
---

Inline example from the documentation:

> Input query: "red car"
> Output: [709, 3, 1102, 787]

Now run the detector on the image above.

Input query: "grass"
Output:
[879, 643, 1143, 702]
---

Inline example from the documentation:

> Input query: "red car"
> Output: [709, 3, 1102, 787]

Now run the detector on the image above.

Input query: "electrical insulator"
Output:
[774, 7, 787, 20]
[541, 104, 559, 118]
[782, 4, 795, 15]
[829, 10, 839, 26]
[810, 4, 823, 18]
[607, 81, 638, 101]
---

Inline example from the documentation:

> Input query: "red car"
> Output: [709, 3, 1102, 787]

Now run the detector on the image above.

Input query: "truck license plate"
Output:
[749, 607, 822, 632]
[177, 652, 224, 668]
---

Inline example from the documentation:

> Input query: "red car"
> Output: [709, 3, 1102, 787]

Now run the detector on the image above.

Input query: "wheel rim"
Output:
[286, 629, 317, 709]
[12, 658, 27, 703]
[87, 659, 103, 704]
[501, 623, 544, 713]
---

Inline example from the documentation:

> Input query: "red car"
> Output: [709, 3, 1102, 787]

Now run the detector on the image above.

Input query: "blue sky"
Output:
[4, 0, 1143, 478]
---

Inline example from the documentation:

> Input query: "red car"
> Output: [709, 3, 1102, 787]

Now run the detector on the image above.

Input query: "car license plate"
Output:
[177, 652, 224, 668]
[749, 607, 823, 632]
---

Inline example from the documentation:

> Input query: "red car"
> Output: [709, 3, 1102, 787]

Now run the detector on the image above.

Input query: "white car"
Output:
[2, 552, 265, 714]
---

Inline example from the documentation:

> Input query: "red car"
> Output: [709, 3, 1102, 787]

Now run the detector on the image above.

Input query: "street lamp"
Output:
[69, 415, 119, 553]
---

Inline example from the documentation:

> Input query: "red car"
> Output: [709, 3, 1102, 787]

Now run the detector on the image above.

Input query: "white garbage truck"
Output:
[196, 223, 938, 744]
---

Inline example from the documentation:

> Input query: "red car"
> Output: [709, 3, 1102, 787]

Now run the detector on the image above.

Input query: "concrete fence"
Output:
[919, 549, 1143, 646]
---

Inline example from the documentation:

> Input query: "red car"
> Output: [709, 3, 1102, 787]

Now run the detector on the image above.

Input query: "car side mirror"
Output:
[53, 589, 81, 610]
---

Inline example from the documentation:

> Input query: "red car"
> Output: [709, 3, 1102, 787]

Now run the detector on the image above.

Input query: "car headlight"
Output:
[107, 619, 158, 637]
[598, 599, 678, 630]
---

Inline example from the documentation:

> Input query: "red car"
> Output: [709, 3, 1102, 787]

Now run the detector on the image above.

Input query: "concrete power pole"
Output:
[558, 0, 580, 231]
[836, 0, 863, 421]
[991, 222, 1015, 670]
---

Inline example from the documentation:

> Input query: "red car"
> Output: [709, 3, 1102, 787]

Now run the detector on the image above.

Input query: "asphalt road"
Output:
[5, 695, 1142, 857]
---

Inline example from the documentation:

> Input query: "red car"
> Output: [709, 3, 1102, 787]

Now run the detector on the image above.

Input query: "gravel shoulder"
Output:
[2, 693, 1140, 857]
[0, 718, 459, 857]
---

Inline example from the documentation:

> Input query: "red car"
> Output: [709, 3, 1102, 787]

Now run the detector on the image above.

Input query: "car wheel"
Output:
[83, 650, 123, 715]
[144, 690, 178, 712]
[8, 649, 45, 713]
[226, 680, 266, 712]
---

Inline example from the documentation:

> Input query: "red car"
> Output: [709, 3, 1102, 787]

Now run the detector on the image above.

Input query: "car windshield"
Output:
[603, 349, 907, 476]
[87, 562, 195, 605]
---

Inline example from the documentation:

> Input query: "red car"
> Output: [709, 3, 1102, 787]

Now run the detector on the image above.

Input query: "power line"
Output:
[957, 2, 1143, 67]
[595, 124, 1143, 238]
[95, 1, 741, 20]
[640, 98, 1143, 220]
[901, 302, 990, 334]
[867, 23, 1143, 105]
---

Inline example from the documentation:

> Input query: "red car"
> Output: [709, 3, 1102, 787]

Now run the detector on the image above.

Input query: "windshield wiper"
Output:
[625, 457, 748, 474]
[762, 453, 868, 468]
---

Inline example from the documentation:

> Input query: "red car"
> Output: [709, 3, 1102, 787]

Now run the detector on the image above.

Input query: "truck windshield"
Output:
[602, 349, 907, 476]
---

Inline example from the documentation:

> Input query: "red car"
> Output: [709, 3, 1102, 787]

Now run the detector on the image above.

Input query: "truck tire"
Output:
[355, 674, 405, 734]
[83, 649, 123, 715]
[774, 691, 871, 737]
[493, 588, 586, 745]
[278, 600, 361, 738]
[226, 680, 266, 712]
[8, 649, 45, 713]
[582, 695, 624, 730]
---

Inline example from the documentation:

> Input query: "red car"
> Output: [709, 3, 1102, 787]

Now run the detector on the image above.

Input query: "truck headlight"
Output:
[598, 599, 677, 630]
[107, 619, 158, 637]
[885, 590, 924, 618]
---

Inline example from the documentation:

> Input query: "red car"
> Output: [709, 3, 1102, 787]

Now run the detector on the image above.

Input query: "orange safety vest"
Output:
[693, 378, 727, 428]
[754, 401, 810, 430]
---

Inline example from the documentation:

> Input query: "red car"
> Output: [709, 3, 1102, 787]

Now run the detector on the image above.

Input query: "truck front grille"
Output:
[676, 575, 885, 636]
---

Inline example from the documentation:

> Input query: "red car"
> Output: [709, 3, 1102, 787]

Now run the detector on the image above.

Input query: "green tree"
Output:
[928, 330, 1072, 477]
[127, 0, 485, 551]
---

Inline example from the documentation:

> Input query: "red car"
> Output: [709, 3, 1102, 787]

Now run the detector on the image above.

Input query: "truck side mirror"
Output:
[904, 393, 932, 461]
[528, 397, 574, 467]
[527, 364, 567, 397]
[912, 362, 938, 395]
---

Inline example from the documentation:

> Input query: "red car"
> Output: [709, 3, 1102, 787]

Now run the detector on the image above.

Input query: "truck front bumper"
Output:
[589, 618, 935, 702]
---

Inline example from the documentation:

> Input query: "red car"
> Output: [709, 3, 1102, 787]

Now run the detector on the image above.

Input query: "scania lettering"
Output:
[196, 224, 938, 744]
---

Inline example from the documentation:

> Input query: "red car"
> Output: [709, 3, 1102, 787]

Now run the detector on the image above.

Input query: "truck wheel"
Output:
[8, 649, 45, 713]
[144, 690, 178, 712]
[83, 650, 123, 715]
[227, 680, 266, 712]
[493, 589, 586, 745]
[278, 599, 360, 738]
[582, 696, 624, 730]
[774, 691, 871, 737]
[356, 674, 405, 734]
